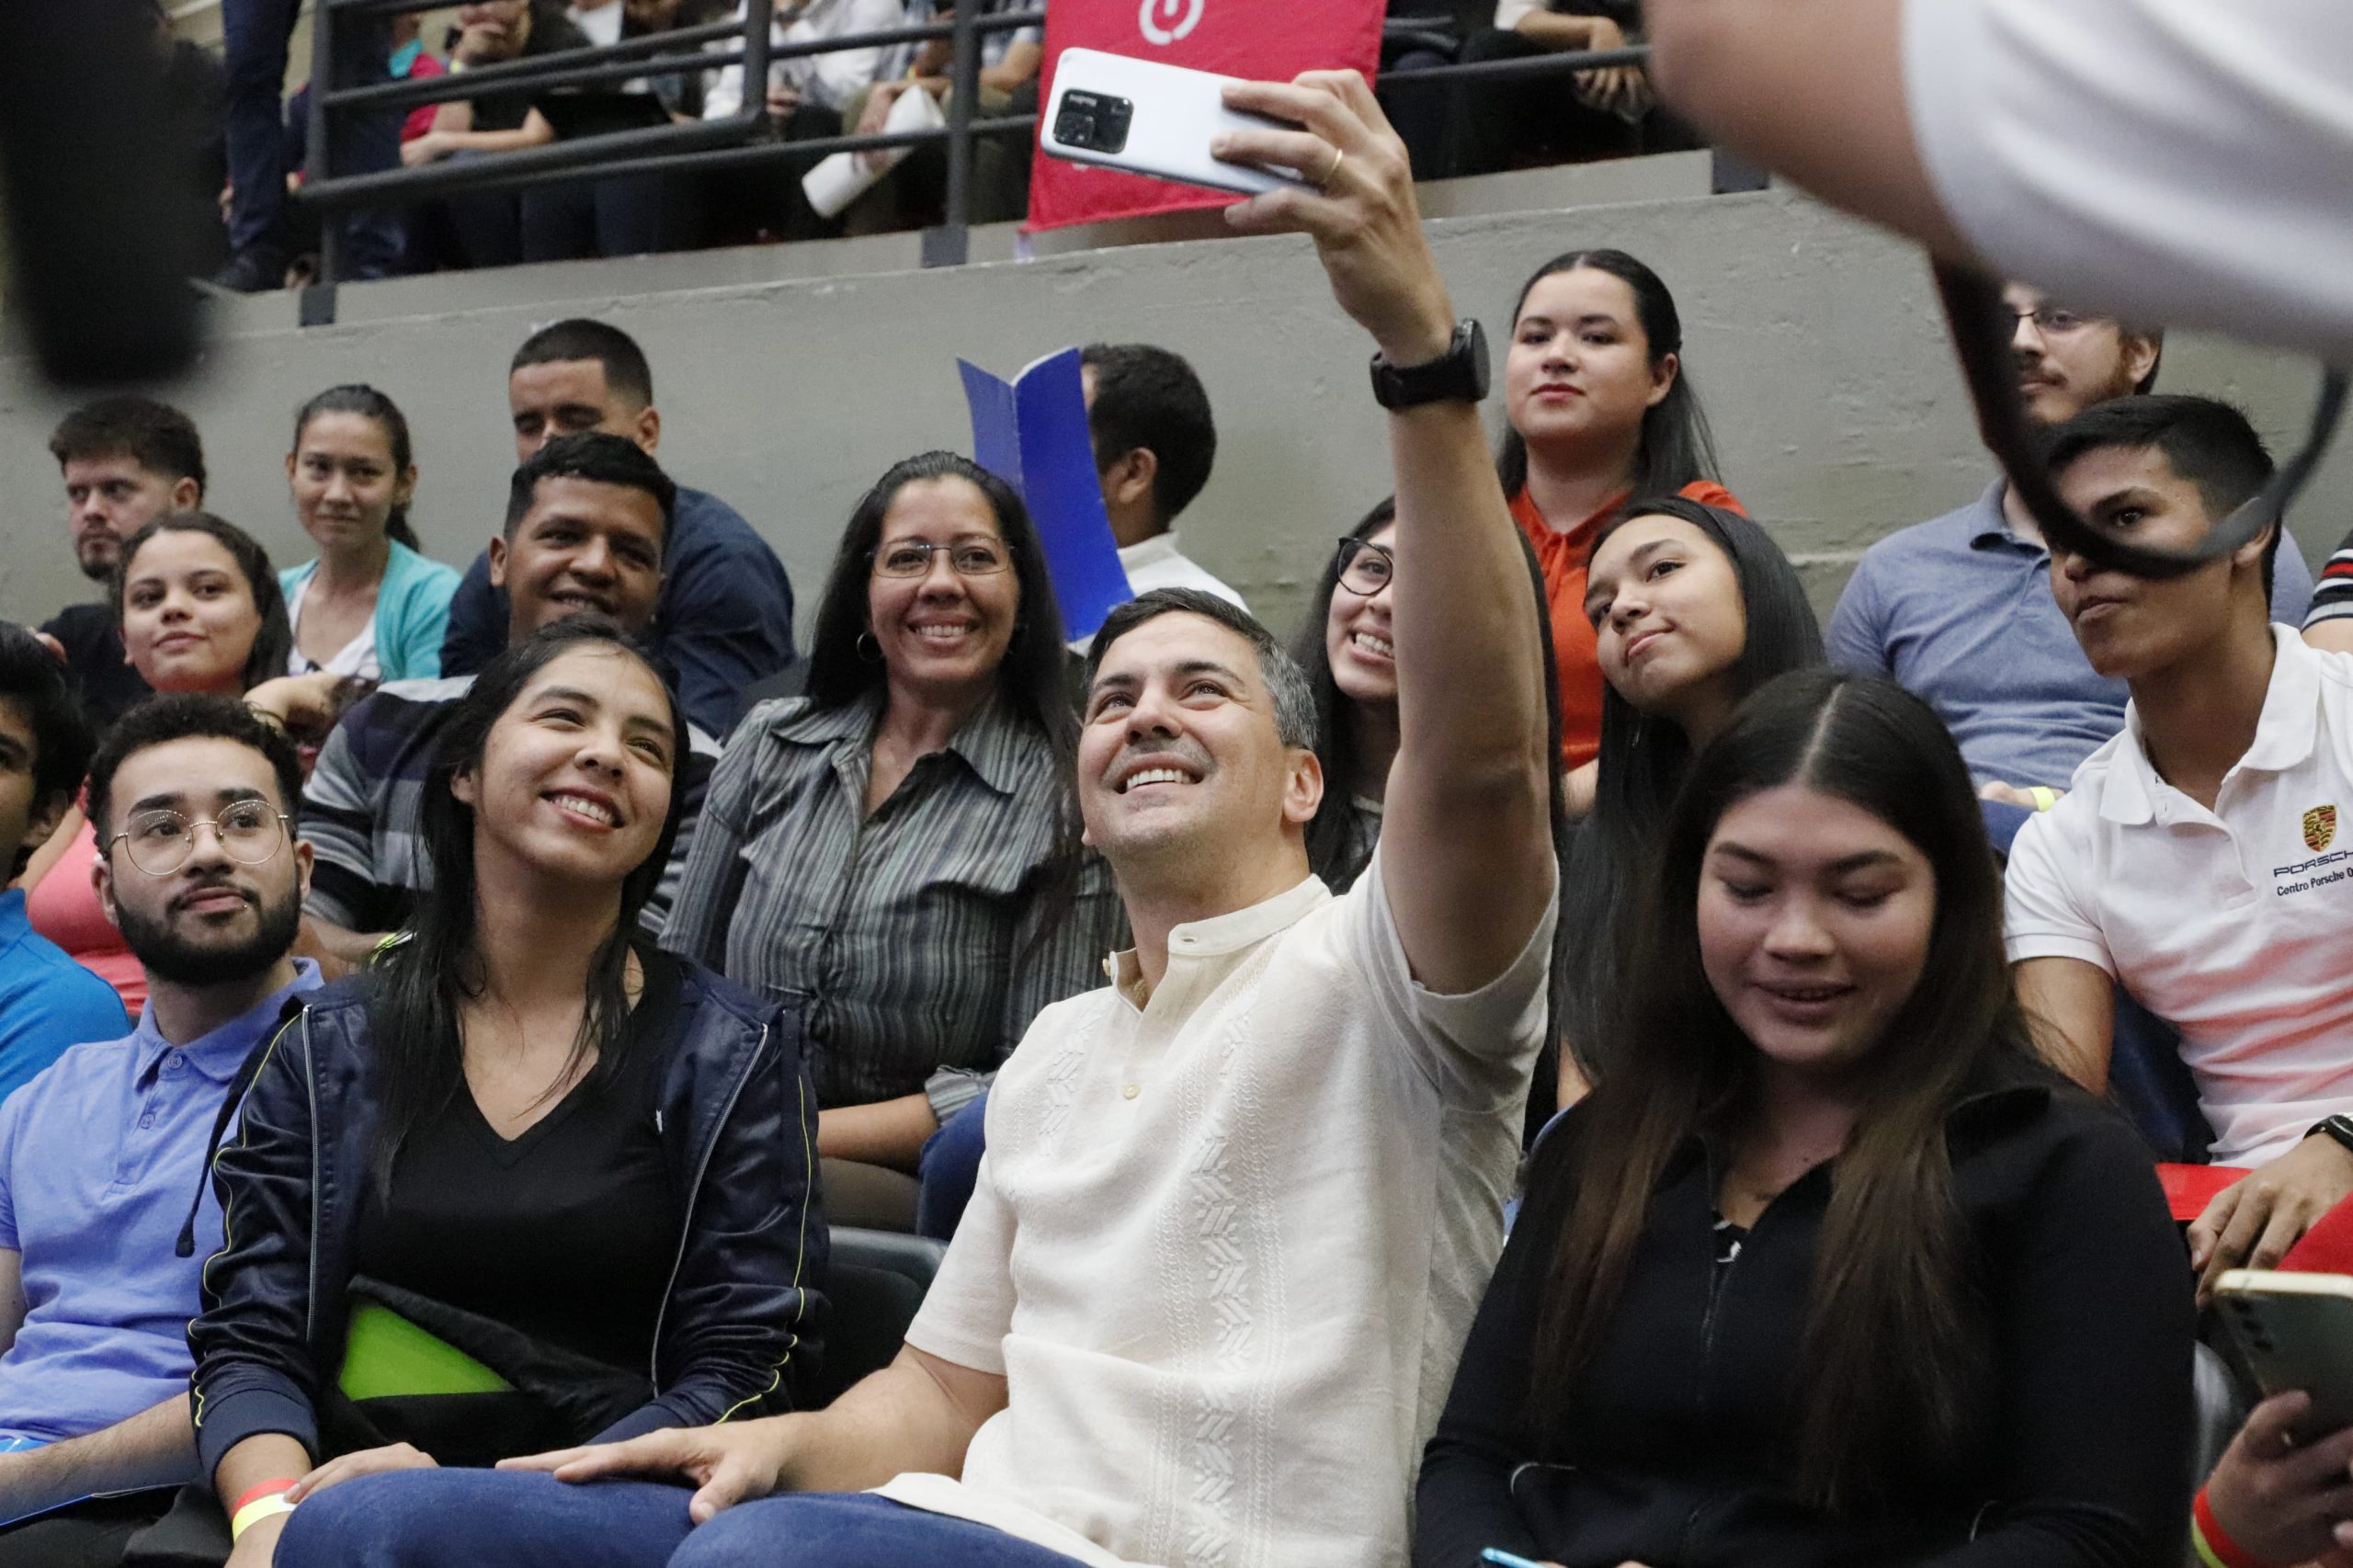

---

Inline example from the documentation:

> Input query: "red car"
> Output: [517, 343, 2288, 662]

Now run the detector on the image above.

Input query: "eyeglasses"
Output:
[1334, 537, 1395, 597]
[870, 540, 1012, 579]
[106, 801, 290, 877]
[2008, 303, 2090, 335]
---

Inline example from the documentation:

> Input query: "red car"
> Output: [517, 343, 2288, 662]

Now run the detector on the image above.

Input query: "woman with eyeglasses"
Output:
[23, 513, 354, 1013]
[664, 451, 1124, 1235]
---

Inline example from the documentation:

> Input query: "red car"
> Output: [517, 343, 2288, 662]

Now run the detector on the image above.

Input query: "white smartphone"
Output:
[1041, 47, 1311, 198]
[2215, 1269, 2353, 1438]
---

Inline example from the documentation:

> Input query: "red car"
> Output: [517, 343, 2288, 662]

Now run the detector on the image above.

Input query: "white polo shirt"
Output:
[880, 848, 1553, 1568]
[2006, 627, 2353, 1165]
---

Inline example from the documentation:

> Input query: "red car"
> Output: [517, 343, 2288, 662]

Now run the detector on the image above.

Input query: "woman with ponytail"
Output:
[1417, 668, 2194, 1568]
[278, 384, 460, 682]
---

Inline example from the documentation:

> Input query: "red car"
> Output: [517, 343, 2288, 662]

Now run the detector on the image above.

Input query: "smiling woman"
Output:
[1417, 667, 2195, 1568]
[663, 450, 1125, 1235]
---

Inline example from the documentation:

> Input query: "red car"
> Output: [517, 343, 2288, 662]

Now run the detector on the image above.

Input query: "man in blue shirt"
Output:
[0, 697, 320, 1556]
[0, 625, 128, 1102]
[438, 318, 797, 737]
[1828, 282, 2313, 801]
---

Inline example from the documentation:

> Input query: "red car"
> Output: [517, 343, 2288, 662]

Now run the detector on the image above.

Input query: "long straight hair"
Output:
[1560, 496, 1823, 1068]
[364, 617, 688, 1196]
[294, 384, 422, 551]
[1495, 249, 1722, 503]
[111, 511, 295, 695]
[1535, 669, 2025, 1514]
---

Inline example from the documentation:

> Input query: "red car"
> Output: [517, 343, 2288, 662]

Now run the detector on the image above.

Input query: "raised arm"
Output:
[1222, 72, 1553, 994]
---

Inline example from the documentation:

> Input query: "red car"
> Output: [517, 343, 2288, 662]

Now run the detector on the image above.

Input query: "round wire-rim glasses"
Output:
[106, 802, 291, 877]
[870, 540, 1013, 579]
[1333, 537, 1396, 597]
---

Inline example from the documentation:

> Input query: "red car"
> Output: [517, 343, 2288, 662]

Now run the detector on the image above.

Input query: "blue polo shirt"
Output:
[0, 890, 128, 1108]
[1827, 481, 2314, 789]
[0, 960, 321, 1444]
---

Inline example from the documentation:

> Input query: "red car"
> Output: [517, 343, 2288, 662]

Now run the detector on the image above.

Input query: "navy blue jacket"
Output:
[188, 961, 824, 1481]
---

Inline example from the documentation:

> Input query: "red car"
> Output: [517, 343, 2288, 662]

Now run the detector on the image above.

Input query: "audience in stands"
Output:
[219, 0, 404, 289]
[193, 619, 823, 1567]
[1452, 0, 1663, 176]
[1297, 499, 1400, 892]
[1496, 247, 1740, 783]
[1558, 496, 1820, 1084]
[24, 514, 313, 1017]
[278, 15, 449, 281]
[661, 450, 1121, 1234]
[0, 628, 126, 1106]
[839, 0, 1042, 233]
[439, 319, 796, 737]
[1079, 343, 1247, 627]
[278, 386, 459, 684]
[2006, 396, 2353, 1292]
[700, 0, 900, 244]
[40, 398, 207, 730]
[1420, 666, 2193, 1568]
[1830, 283, 2313, 804]
[265, 68, 1559, 1568]
[0, 698, 322, 1557]
[301, 434, 716, 968]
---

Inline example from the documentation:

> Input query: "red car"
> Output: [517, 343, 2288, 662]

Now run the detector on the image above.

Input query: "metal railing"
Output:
[294, 4, 1745, 312]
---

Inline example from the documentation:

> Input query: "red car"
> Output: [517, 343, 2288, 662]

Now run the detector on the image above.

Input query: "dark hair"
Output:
[806, 451, 1071, 739]
[1292, 500, 1396, 884]
[1080, 343, 1218, 530]
[1091, 588, 1318, 751]
[511, 318, 654, 408]
[111, 513, 295, 694]
[85, 692, 304, 846]
[294, 384, 422, 551]
[365, 617, 688, 1197]
[1535, 668, 2024, 1515]
[1496, 250, 1721, 503]
[49, 395, 206, 494]
[2045, 393, 2281, 598]
[1560, 497, 1824, 1068]
[0, 623, 95, 872]
[505, 432, 677, 542]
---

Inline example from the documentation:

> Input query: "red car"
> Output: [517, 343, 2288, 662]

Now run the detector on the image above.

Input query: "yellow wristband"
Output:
[230, 1493, 297, 1540]
[2028, 786, 2059, 812]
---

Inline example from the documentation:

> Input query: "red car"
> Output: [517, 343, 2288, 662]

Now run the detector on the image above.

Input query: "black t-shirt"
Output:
[468, 7, 594, 134]
[38, 602, 151, 732]
[353, 948, 687, 1375]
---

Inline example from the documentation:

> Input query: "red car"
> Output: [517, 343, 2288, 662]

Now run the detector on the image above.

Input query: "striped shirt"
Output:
[2309, 526, 2353, 630]
[661, 690, 1124, 1118]
[301, 676, 719, 938]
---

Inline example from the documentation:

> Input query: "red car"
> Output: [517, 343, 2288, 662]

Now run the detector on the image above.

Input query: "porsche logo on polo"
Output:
[2305, 804, 2339, 854]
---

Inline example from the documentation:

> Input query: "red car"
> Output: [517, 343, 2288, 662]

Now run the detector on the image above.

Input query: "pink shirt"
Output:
[27, 816, 144, 1017]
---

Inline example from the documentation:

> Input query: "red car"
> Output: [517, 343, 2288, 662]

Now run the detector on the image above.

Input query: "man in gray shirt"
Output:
[1828, 281, 2311, 801]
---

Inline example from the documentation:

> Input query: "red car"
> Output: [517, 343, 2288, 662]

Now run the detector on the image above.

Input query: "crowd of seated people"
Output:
[10, 58, 2353, 1568]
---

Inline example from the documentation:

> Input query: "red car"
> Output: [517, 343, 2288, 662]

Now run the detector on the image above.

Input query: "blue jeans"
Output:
[279, 1471, 1086, 1568]
[222, 0, 404, 274]
[915, 1091, 989, 1241]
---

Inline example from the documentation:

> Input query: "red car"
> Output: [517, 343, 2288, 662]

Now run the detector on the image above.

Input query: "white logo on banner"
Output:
[1139, 0, 1204, 45]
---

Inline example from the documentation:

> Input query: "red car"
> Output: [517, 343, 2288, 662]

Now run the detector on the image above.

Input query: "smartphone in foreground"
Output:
[1041, 47, 1313, 198]
[2215, 1268, 2353, 1439]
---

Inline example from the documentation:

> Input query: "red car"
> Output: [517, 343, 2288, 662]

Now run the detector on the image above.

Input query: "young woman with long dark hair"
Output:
[1417, 668, 2194, 1567]
[663, 450, 1123, 1233]
[278, 385, 459, 683]
[1558, 495, 1821, 1081]
[190, 619, 823, 1567]
[1496, 248, 1741, 776]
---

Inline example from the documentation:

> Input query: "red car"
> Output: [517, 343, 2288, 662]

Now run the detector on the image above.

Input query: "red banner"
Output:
[1026, 0, 1385, 232]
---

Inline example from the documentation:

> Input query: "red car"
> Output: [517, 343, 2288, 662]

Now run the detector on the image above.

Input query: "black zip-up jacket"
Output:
[188, 964, 825, 1483]
[1416, 1063, 2194, 1568]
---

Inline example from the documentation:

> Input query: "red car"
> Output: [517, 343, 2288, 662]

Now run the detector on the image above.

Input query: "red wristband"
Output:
[231, 1478, 299, 1517]
[2194, 1486, 2276, 1568]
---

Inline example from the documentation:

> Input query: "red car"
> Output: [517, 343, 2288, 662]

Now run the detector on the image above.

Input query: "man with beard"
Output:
[1827, 282, 2312, 806]
[0, 696, 321, 1562]
[39, 399, 209, 729]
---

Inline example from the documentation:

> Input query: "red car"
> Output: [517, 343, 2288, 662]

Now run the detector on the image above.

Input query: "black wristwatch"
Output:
[1370, 319, 1489, 410]
[2308, 1114, 2353, 1158]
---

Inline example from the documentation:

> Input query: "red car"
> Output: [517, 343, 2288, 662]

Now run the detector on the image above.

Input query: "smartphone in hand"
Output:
[2216, 1268, 2353, 1439]
[1041, 47, 1313, 197]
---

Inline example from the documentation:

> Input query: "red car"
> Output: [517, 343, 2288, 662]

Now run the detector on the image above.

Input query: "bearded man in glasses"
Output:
[0, 695, 321, 1562]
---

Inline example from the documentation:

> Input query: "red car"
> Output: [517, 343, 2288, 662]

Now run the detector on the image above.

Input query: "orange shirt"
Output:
[1511, 479, 1745, 767]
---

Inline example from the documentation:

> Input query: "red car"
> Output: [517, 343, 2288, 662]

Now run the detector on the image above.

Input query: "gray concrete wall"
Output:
[5, 185, 2349, 643]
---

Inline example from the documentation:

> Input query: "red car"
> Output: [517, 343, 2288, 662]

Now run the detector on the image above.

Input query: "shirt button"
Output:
[1121, 1083, 1141, 1100]
[164, 1053, 184, 1074]
[138, 1111, 157, 1129]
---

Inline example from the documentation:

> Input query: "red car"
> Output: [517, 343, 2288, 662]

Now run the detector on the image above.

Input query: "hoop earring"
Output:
[856, 631, 883, 664]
